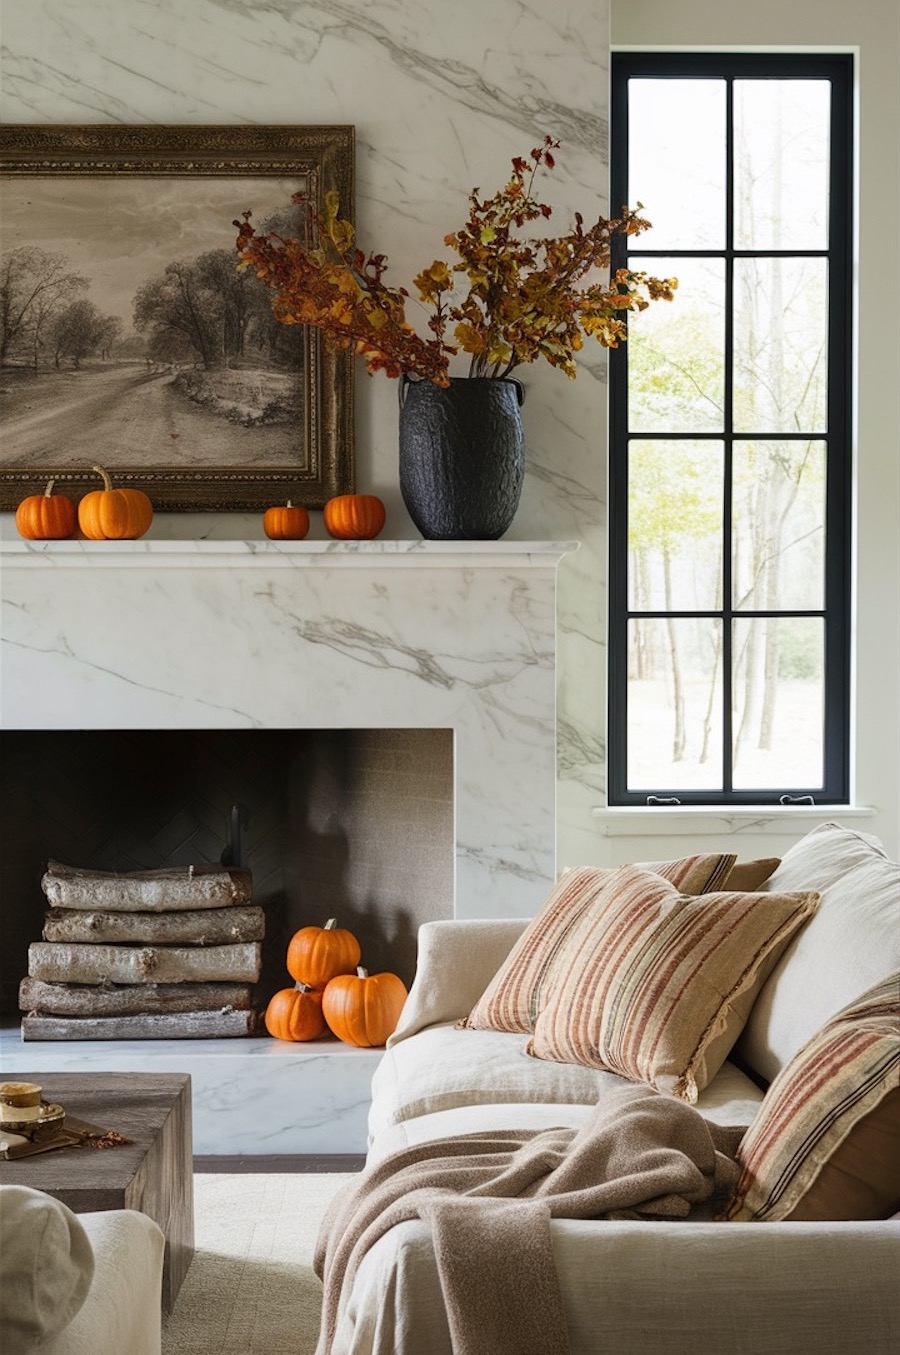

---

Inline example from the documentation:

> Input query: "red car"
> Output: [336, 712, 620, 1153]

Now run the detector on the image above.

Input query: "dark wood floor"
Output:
[194, 1154, 366, 1173]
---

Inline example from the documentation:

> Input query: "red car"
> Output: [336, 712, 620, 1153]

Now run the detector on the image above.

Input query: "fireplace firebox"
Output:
[1, 727, 454, 1021]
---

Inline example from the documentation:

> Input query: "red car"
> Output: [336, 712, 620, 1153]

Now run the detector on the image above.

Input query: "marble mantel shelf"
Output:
[1, 539, 579, 569]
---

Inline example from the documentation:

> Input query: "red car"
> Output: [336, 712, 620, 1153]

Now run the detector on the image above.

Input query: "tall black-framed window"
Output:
[608, 52, 853, 807]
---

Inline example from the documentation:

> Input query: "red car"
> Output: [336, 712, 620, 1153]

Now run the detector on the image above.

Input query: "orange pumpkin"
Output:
[264, 983, 327, 1042]
[263, 500, 310, 540]
[15, 479, 77, 540]
[322, 966, 408, 1047]
[77, 464, 154, 540]
[323, 494, 386, 540]
[286, 917, 361, 989]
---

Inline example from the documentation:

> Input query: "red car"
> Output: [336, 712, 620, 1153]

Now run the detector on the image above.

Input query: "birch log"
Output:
[21, 1009, 265, 1041]
[28, 941, 262, 985]
[42, 860, 253, 911]
[42, 906, 265, 946]
[18, 977, 255, 1016]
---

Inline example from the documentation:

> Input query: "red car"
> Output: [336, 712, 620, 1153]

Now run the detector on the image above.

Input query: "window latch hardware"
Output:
[646, 796, 682, 806]
[779, 794, 816, 806]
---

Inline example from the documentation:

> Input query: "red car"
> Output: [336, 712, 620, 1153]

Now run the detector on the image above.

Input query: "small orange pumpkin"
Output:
[77, 464, 154, 540]
[15, 478, 77, 540]
[263, 500, 310, 540]
[264, 982, 328, 1042]
[322, 966, 408, 1047]
[286, 917, 362, 989]
[323, 494, 386, 540]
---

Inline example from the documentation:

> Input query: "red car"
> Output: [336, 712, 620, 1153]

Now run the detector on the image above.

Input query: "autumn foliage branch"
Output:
[235, 137, 676, 386]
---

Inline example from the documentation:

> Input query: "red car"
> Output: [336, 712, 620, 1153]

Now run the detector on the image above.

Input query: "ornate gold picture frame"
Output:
[0, 124, 354, 511]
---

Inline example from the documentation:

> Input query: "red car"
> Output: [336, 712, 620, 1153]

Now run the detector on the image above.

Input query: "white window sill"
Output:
[591, 805, 877, 837]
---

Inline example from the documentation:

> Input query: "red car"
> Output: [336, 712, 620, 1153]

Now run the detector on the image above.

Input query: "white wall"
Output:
[1, 0, 897, 869]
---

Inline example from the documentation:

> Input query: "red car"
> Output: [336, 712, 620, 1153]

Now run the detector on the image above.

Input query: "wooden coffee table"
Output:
[0, 1071, 193, 1311]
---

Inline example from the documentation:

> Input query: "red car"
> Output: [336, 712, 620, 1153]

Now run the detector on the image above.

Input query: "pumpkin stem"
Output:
[324, 918, 337, 930]
[294, 981, 314, 993]
[356, 966, 368, 978]
[44, 478, 56, 497]
[287, 500, 293, 508]
[91, 464, 113, 492]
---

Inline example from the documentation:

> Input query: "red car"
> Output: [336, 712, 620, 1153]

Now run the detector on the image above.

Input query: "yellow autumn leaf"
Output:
[454, 321, 485, 354]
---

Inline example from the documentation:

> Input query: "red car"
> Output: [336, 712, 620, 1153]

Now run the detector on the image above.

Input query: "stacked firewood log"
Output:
[18, 860, 264, 1040]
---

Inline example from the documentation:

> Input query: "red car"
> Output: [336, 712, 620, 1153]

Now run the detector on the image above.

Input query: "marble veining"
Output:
[0, 1029, 382, 1154]
[1, 545, 573, 914]
[0, 544, 568, 1151]
[0, 0, 612, 881]
[0, 0, 611, 1152]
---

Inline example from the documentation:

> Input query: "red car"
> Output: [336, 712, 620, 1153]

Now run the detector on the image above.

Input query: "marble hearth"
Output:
[0, 539, 574, 1153]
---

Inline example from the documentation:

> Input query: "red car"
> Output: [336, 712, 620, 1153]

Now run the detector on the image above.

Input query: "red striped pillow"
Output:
[526, 865, 819, 1101]
[460, 853, 737, 1035]
[724, 975, 900, 1221]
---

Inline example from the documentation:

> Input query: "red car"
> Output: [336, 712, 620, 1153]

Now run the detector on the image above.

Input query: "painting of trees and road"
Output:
[0, 179, 311, 465]
[0, 126, 354, 509]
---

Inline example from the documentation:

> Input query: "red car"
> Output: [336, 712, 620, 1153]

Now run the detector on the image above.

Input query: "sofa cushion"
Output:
[0, 1184, 95, 1350]
[460, 852, 737, 1035]
[368, 1059, 766, 1164]
[736, 823, 900, 1084]
[526, 865, 819, 1102]
[368, 1021, 766, 1144]
[725, 975, 900, 1222]
[369, 1024, 620, 1139]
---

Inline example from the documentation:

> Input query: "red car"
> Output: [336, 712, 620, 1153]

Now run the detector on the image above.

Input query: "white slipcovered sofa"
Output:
[321, 822, 900, 1355]
[0, 1183, 164, 1355]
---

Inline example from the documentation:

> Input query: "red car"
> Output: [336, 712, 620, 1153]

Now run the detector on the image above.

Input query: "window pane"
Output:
[733, 257, 828, 433]
[629, 441, 723, 611]
[732, 617, 824, 788]
[628, 257, 724, 432]
[628, 79, 725, 249]
[733, 440, 826, 611]
[734, 80, 831, 250]
[627, 618, 723, 790]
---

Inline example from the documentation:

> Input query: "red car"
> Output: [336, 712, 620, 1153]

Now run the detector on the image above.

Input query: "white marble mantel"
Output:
[0, 538, 576, 1152]
[1, 538, 575, 917]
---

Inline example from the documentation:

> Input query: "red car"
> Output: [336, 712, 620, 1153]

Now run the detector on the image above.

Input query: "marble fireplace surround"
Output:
[0, 537, 575, 1153]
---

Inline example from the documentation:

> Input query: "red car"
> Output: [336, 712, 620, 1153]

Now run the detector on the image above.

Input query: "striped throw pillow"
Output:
[526, 865, 820, 1102]
[460, 853, 737, 1035]
[724, 975, 900, 1221]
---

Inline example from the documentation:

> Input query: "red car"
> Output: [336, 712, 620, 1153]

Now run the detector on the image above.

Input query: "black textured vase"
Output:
[398, 376, 525, 540]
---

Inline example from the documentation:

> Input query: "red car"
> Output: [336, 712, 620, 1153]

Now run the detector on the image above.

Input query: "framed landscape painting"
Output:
[0, 124, 355, 511]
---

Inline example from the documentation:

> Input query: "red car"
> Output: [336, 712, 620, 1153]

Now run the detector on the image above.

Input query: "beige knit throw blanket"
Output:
[314, 1084, 743, 1355]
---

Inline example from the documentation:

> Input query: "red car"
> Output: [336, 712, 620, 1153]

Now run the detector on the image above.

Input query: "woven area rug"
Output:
[162, 1173, 356, 1355]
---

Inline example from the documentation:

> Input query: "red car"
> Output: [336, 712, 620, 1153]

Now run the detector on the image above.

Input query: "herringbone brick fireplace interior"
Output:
[1, 727, 454, 1023]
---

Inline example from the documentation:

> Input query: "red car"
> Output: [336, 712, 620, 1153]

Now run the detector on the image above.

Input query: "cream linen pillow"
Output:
[461, 853, 737, 1034]
[725, 975, 900, 1222]
[736, 823, 900, 1085]
[527, 865, 820, 1102]
[0, 1185, 95, 1350]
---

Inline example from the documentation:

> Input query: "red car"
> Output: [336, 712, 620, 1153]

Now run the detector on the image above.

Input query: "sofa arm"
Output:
[388, 918, 529, 1047]
[43, 1208, 164, 1355]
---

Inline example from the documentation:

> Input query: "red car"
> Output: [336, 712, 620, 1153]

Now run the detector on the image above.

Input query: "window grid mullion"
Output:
[722, 74, 736, 796]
